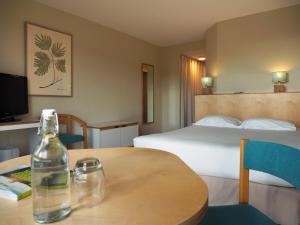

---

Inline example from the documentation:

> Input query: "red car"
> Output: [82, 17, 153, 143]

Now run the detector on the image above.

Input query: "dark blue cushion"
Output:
[59, 133, 84, 145]
[245, 141, 300, 190]
[199, 204, 276, 225]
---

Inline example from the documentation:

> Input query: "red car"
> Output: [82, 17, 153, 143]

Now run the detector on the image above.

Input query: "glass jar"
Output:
[74, 157, 105, 207]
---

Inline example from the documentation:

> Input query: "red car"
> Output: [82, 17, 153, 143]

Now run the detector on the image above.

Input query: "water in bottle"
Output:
[31, 109, 71, 223]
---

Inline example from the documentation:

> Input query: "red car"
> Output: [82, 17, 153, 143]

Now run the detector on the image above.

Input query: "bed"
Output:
[135, 93, 300, 224]
[134, 125, 300, 225]
[134, 125, 300, 186]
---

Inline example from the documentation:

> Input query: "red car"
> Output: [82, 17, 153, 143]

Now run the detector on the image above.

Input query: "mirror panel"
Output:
[142, 64, 154, 124]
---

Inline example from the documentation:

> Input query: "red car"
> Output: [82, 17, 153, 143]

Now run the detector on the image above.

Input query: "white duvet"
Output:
[134, 126, 300, 187]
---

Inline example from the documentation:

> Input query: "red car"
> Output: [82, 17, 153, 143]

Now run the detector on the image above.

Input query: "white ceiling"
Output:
[36, 0, 300, 46]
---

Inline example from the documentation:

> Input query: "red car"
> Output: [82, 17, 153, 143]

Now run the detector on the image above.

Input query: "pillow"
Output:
[241, 118, 296, 131]
[194, 115, 241, 128]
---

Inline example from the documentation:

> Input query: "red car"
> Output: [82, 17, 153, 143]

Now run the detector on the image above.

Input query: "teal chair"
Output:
[58, 114, 88, 149]
[200, 139, 300, 225]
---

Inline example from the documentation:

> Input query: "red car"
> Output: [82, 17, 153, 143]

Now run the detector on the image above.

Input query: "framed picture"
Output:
[26, 23, 72, 96]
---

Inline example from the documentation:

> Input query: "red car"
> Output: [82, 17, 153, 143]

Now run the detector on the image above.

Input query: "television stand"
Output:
[0, 116, 21, 123]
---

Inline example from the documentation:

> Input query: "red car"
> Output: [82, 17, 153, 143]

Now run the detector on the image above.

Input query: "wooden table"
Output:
[0, 148, 208, 225]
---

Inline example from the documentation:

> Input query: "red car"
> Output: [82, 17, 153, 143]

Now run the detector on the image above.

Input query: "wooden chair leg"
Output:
[239, 139, 249, 204]
[83, 126, 88, 149]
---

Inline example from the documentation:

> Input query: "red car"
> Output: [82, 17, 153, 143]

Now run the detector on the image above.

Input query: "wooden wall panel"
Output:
[195, 93, 300, 127]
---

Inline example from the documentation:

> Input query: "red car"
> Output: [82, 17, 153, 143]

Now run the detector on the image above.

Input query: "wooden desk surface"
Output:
[0, 119, 39, 131]
[0, 148, 208, 225]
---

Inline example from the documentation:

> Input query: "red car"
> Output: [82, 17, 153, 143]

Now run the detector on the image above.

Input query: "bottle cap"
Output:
[42, 109, 56, 119]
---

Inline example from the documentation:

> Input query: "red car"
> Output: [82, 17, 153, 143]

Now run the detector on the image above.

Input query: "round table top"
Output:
[0, 148, 208, 225]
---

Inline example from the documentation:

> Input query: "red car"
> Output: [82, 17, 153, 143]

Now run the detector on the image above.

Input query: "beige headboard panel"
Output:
[195, 93, 300, 127]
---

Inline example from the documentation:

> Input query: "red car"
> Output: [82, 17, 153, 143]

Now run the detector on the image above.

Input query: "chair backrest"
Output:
[58, 114, 88, 149]
[239, 139, 300, 204]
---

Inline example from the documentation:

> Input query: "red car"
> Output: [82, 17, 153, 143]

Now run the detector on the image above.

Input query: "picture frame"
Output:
[25, 23, 72, 96]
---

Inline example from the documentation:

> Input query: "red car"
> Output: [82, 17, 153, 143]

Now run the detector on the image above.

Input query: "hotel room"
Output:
[0, 0, 300, 224]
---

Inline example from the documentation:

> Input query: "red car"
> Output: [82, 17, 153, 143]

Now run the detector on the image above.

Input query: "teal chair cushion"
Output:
[245, 141, 300, 190]
[59, 133, 84, 145]
[200, 204, 277, 225]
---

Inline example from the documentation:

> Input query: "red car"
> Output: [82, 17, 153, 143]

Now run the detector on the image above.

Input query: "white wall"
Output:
[159, 5, 300, 131]
[1, 1, 299, 152]
[0, 0, 162, 154]
[205, 5, 300, 93]
[0, 0, 161, 134]
[160, 41, 205, 131]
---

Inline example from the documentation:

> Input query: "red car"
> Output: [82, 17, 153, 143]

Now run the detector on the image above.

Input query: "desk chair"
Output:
[58, 114, 88, 149]
[199, 139, 300, 225]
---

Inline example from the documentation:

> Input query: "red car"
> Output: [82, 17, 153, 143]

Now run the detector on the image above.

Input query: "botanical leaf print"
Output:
[32, 32, 67, 88]
[51, 42, 66, 57]
[34, 51, 50, 76]
[34, 34, 52, 50]
[55, 59, 66, 73]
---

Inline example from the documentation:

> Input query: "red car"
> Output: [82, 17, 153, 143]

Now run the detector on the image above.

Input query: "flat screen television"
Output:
[0, 73, 28, 122]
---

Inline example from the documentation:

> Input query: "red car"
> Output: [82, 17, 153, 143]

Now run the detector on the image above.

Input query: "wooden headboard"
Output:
[195, 93, 300, 127]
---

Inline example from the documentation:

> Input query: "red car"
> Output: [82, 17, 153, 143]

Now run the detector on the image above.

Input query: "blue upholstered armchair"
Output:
[199, 139, 300, 225]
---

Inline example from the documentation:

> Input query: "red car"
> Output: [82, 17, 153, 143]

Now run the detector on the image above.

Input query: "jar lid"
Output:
[74, 157, 102, 174]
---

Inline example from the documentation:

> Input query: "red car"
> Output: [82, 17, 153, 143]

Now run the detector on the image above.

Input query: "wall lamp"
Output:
[201, 76, 213, 95]
[272, 71, 288, 93]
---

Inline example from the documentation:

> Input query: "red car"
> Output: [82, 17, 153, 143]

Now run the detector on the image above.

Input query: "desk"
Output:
[0, 120, 40, 157]
[88, 121, 138, 148]
[0, 148, 208, 225]
[0, 120, 39, 132]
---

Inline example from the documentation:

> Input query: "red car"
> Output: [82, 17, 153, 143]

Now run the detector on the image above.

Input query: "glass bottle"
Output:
[31, 109, 71, 223]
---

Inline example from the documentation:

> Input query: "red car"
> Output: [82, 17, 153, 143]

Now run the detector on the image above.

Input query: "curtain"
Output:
[180, 55, 205, 127]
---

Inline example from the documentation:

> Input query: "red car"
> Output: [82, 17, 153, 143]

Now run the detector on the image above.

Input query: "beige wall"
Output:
[160, 5, 300, 131]
[205, 24, 218, 79]
[205, 5, 300, 93]
[160, 41, 205, 131]
[1, 0, 299, 147]
[0, 0, 161, 137]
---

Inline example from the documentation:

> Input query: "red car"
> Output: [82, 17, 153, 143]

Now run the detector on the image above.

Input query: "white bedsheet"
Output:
[134, 126, 300, 187]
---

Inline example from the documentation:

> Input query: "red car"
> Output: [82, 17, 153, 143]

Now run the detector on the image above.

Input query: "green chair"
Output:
[199, 139, 300, 225]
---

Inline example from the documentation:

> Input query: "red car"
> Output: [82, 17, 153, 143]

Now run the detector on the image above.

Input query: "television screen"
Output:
[0, 73, 28, 121]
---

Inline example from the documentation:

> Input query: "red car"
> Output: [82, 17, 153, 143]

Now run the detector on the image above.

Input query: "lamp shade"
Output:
[272, 71, 288, 84]
[201, 77, 213, 88]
